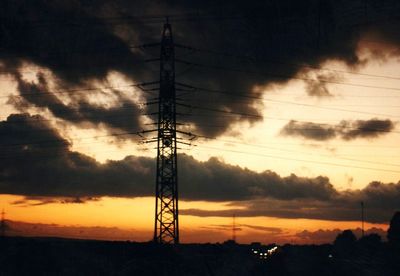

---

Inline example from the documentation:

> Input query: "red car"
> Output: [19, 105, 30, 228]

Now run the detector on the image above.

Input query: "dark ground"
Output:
[0, 236, 399, 275]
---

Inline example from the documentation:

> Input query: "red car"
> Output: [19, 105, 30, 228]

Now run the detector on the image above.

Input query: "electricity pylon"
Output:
[154, 20, 179, 244]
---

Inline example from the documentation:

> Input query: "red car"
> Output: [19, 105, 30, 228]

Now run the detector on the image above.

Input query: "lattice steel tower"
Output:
[154, 21, 179, 244]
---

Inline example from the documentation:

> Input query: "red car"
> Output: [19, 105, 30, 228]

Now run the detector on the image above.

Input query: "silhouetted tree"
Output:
[358, 233, 382, 251]
[333, 230, 356, 258]
[334, 230, 356, 247]
[387, 211, 400, 248]
[385, 212, 400, 274]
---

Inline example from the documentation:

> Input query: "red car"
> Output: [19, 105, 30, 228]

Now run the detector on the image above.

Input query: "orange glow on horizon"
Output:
[0, 194, 388, 244]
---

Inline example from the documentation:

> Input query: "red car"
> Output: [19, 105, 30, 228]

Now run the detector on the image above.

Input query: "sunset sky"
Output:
[0, 0, 399, 244]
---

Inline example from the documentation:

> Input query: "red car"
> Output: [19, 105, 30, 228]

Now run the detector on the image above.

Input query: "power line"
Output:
[2, 97, 399, 135]
[0, 43, 160, 67]
[5, 83, 400, 117]
[0, 130, 144, 148]
[257, 93, 400, 98]
[179, 84, 400, 118]
[1, 117, 399, 147]
[3, 80, 400, 120]
[191, 138, 400, 149]
[1, 136, 399, 164]
[0, 58, 157, 76]
[2, 125, 400, 169]
[175, 44, 400, 81]
[2, 134, 400, 173]
[4, 129, 400, 156]
[5, 13, 273, 27]
[4, 107, 398, 137]
[194, 135, 400, 168]
[0, 81, 159, 99]
[6, 79, 399, 99]
[175, 96, 400, 107]
[190, 144, 400, 174]
[175, 59, 400, 92]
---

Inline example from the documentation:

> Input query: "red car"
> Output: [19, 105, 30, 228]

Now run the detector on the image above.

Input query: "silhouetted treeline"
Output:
[0, 212, 399, 275]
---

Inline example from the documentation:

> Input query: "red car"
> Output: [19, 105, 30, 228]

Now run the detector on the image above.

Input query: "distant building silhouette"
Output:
[361, 201, 365, 237]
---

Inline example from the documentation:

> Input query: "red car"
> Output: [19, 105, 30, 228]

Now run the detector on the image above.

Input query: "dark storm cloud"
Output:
[0, 113, 69, 151]
[0, 113, 153, 197]
[1, 0, 154, 136]
[339, 119, 395, 140]
[280, 120, 337, 141]
[1, 0, 400, 137]
[1, 114, 399, 223]
[280, 119, 395, 141]
[0, 0, 155, 83]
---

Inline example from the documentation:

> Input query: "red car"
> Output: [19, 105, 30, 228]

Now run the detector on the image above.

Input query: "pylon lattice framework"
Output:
[154, 21, 179, 244]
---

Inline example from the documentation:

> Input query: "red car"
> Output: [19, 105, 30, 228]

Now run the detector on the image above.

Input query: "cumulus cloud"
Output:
[280, 120, 337, 141]
[1, 0, 400, 137]
[280, 119, 395, 141]
[339, 119, 395, 140]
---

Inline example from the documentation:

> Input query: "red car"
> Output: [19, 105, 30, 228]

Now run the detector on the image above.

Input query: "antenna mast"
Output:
[1, 209, 5, 238]
[232, 214, 236, 242]
[361, 201, 364, 237]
